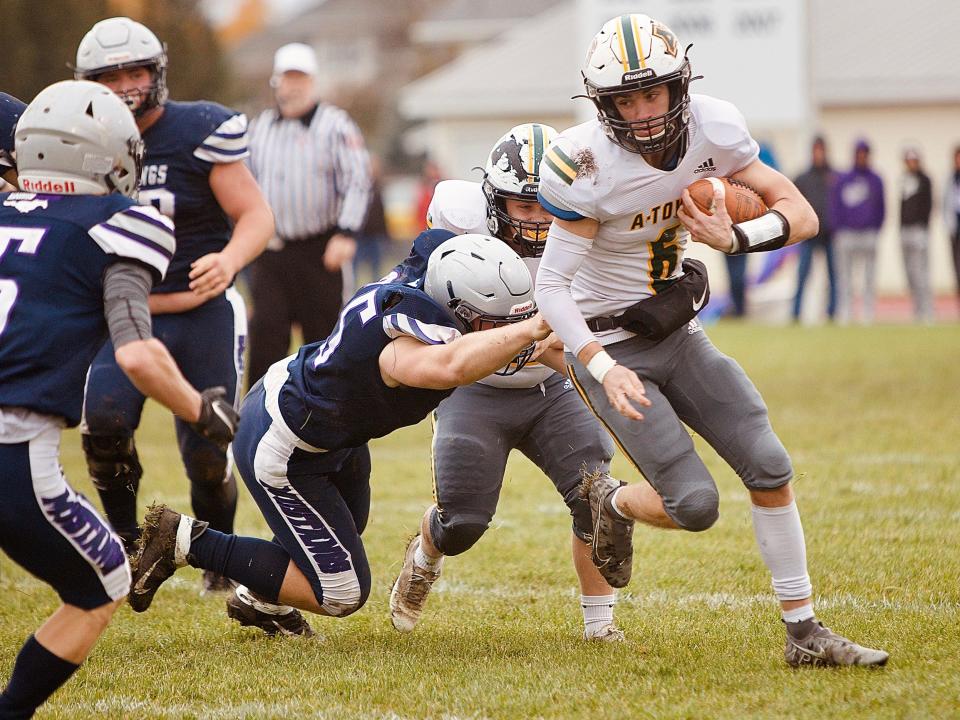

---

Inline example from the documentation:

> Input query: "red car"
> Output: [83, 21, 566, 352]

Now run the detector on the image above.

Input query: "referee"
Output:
[246, 42, 372, 384]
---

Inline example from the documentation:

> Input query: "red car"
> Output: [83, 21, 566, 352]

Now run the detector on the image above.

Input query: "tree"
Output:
[2, 0, 232, 105]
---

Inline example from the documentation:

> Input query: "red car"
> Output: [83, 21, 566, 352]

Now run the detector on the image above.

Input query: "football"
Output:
[685, 176, 767, 223]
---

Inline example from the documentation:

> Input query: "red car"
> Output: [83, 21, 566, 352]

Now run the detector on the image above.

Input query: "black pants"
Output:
[247, 233, 343, 385]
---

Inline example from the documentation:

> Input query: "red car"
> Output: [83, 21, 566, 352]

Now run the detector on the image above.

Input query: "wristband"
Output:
[729, 209, 791, 254]
[586, 350, 617, 384]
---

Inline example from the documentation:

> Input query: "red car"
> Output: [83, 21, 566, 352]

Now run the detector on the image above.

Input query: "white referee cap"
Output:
[272, 43, 318, 76]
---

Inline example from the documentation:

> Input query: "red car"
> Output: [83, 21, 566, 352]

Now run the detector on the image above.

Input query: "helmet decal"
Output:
[482, 123, 557, 257]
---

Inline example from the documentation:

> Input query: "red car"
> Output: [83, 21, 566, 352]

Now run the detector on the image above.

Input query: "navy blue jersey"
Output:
[0, 92, 26, 174]
[0, 192, 175, 425]
[278, 282, 461, 450]
[138, 100, 248, 293]
[384, 228, 454, 286]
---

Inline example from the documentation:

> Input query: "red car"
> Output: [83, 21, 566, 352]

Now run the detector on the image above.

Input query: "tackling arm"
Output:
[379, 315, 551, 390]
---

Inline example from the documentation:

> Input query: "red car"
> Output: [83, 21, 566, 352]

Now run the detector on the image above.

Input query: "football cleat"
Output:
[128, 503, 207, 613]
[584, 623, 626, 643]
[226, 586, 315, 638]
[389, 535, 443, 633]
[581, 472, 634, 588]
[201, 570, 236, 596]
[785, 622, 889, 667]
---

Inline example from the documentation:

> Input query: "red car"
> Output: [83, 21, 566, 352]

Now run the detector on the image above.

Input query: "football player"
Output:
[73, 17, 274, 592]
[389, 124, 624, 642]
[0, 92, 26, 188]
[0, 80, 237, 718]
[535, 14, 888, 667]
[125, 232, 552, 637]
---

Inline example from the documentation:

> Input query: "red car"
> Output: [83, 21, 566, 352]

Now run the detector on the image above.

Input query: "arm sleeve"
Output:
[330, 111, 373, 233]
[534, 227, 597, 356]
[102, 261, 154, 348]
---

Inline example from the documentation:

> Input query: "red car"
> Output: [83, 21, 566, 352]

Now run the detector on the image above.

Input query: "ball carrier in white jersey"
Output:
[389, 124, 625, 641]
[535, 14, 888, 666]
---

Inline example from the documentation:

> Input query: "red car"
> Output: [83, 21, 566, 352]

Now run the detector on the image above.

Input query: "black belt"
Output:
[585, 315, 625, 332]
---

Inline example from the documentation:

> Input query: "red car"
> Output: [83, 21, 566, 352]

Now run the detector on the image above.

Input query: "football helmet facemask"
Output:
[424, 234, 537, 375]
[15, 80, 144, 198]
[582, 14, 691, 156]
[483, 123, 557, 257]
[74, 17, 168, 117]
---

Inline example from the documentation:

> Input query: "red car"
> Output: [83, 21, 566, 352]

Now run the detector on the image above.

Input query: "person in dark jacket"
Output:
[832, 138, 885, 324]
[792, 136, 837, 321]
[899, 147, 933, 322]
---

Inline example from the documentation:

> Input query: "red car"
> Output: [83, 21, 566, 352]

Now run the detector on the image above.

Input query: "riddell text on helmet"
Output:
[20, 178, 78, 193]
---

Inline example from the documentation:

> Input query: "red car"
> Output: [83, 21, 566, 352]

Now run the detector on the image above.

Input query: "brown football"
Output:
[686, 177, 767, 223]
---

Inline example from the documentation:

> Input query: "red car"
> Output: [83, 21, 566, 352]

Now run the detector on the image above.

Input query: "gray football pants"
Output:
[429, 373, 615, 555]
[566, 322, 793, 532]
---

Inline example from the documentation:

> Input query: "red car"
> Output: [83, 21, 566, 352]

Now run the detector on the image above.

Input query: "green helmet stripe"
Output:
[531, 124, 545, 176]
[619, 15, 642, 71]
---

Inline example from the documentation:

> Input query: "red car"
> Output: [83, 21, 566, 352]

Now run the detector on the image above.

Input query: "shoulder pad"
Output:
[426, 180, 487, 234]
[538, 131, 598, 220]
[87, 201, 176, 281]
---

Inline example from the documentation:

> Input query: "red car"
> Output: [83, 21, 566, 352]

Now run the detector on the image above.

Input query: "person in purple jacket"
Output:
[831, 139, 885, 324]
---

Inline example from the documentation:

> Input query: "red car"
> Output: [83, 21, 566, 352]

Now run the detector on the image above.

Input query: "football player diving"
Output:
[125, 232, 553, 639]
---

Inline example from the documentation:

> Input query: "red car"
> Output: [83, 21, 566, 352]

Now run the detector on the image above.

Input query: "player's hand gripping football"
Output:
[677, 182, 736, 253]
[603, 365, 651, 421]
[191, 386, 240, 449]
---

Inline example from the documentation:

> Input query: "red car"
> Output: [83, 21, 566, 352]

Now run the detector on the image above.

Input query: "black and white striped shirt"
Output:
[248, 103, 371, 241]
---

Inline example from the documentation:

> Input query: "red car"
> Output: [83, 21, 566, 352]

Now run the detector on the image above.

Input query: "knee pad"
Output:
[318, 570, 369, 617]
[563, 489, 593, 544]
[673, 486, 720, 532]
[430, 509, 490, 557]
[744, 430, 793, 490]
[181, 442, 229, 488]
[82, 434, 142, 491]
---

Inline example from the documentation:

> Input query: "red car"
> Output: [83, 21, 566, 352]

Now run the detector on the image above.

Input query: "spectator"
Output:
[246, 42, 372, 384]
[792, 136, 838, 322]
[944, 146, 960, 309]
[899, 147, 933, 322]
[354, 157, 390, 286]
[832, 139, 885, 324]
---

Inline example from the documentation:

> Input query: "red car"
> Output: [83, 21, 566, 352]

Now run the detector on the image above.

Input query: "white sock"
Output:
[751, 501, 813, 605]
[781, 604, 815, 624]
[414, 541, 442, 571]
[581, 593, 616, 636]
[609, 487, 629, 520]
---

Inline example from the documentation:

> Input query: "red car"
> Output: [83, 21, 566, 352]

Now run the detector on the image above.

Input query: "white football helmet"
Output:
[582, 14, 691, 155]
[424, 234, 537, 375]
[16, 80, 143, 198]
[74, 17, 168, 116]
[483, 123, 557, 257]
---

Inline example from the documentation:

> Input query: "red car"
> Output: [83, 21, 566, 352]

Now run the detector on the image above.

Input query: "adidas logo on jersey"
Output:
[693, 158, 717, 174]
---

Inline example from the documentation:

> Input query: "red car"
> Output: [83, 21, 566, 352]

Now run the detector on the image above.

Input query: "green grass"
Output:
[2, 323, 959, 719]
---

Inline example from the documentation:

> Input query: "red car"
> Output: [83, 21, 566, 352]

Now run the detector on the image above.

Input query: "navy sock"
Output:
[0, 635, 79, 719]
[188, 529, 289, 601]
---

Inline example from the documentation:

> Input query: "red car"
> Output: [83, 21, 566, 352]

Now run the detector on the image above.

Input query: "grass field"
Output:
[2, 322, 959, 719]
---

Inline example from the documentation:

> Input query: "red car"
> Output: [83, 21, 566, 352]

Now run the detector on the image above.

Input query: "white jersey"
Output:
[426, 179, 554, 390]
[537, 94, 758, 352]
